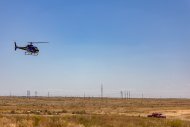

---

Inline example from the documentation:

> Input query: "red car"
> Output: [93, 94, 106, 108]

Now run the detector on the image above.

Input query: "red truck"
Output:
[147, 113, 166, 118]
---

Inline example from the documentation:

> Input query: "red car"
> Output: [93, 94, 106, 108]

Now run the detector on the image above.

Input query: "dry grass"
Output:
[0, 114, 189, 127]
[0, 97, 190, 126]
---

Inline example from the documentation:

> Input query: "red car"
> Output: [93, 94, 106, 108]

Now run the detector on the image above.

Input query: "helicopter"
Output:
[14, 41, 48, 56]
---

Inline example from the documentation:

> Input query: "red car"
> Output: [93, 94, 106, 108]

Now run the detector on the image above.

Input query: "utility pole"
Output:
[27, 90, 30, 98]
[101, 84, 103, 98]
[141, 92, 144, 104]
[129, 91, 131, 99]
[124, 90, 126, 99]
[48, 92, 50, 97]
[35, 91, 38, 97]
[84, 92, 85, 99]
[120, 91, 123, 99]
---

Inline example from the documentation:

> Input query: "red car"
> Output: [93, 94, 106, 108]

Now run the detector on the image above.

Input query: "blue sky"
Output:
[0, 0, 190, 98]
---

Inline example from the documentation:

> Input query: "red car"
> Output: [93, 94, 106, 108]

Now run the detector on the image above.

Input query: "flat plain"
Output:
[0, 96, 190, 127]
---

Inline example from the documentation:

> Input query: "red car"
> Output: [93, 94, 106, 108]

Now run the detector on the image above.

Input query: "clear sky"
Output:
[0, 0, 190, 98]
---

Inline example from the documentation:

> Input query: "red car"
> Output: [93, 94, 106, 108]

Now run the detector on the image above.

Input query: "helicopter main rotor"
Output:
[28, 42, 49, 45]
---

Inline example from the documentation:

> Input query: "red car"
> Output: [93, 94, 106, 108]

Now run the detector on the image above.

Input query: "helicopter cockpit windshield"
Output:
[34, 47, 39, 51]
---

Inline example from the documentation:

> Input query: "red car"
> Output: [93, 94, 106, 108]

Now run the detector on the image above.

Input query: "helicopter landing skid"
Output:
[25, 52, 38, 56]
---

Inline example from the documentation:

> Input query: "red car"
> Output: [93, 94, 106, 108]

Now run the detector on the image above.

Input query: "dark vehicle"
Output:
[14, 41, 48, 56]
[147, 113, 166, 118]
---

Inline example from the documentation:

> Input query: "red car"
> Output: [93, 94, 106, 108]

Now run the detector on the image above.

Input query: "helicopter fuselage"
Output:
[14, 41, 48, 56]
[15, 43, 39, 55]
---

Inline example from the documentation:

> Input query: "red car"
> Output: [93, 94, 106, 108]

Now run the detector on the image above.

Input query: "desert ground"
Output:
[0, 96, 190, 127]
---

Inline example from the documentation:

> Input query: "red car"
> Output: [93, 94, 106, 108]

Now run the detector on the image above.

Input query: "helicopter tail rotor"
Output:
[14, 42, 17, 51]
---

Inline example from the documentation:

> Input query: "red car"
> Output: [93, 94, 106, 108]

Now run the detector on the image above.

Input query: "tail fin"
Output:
[14, 42, 17, 51]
